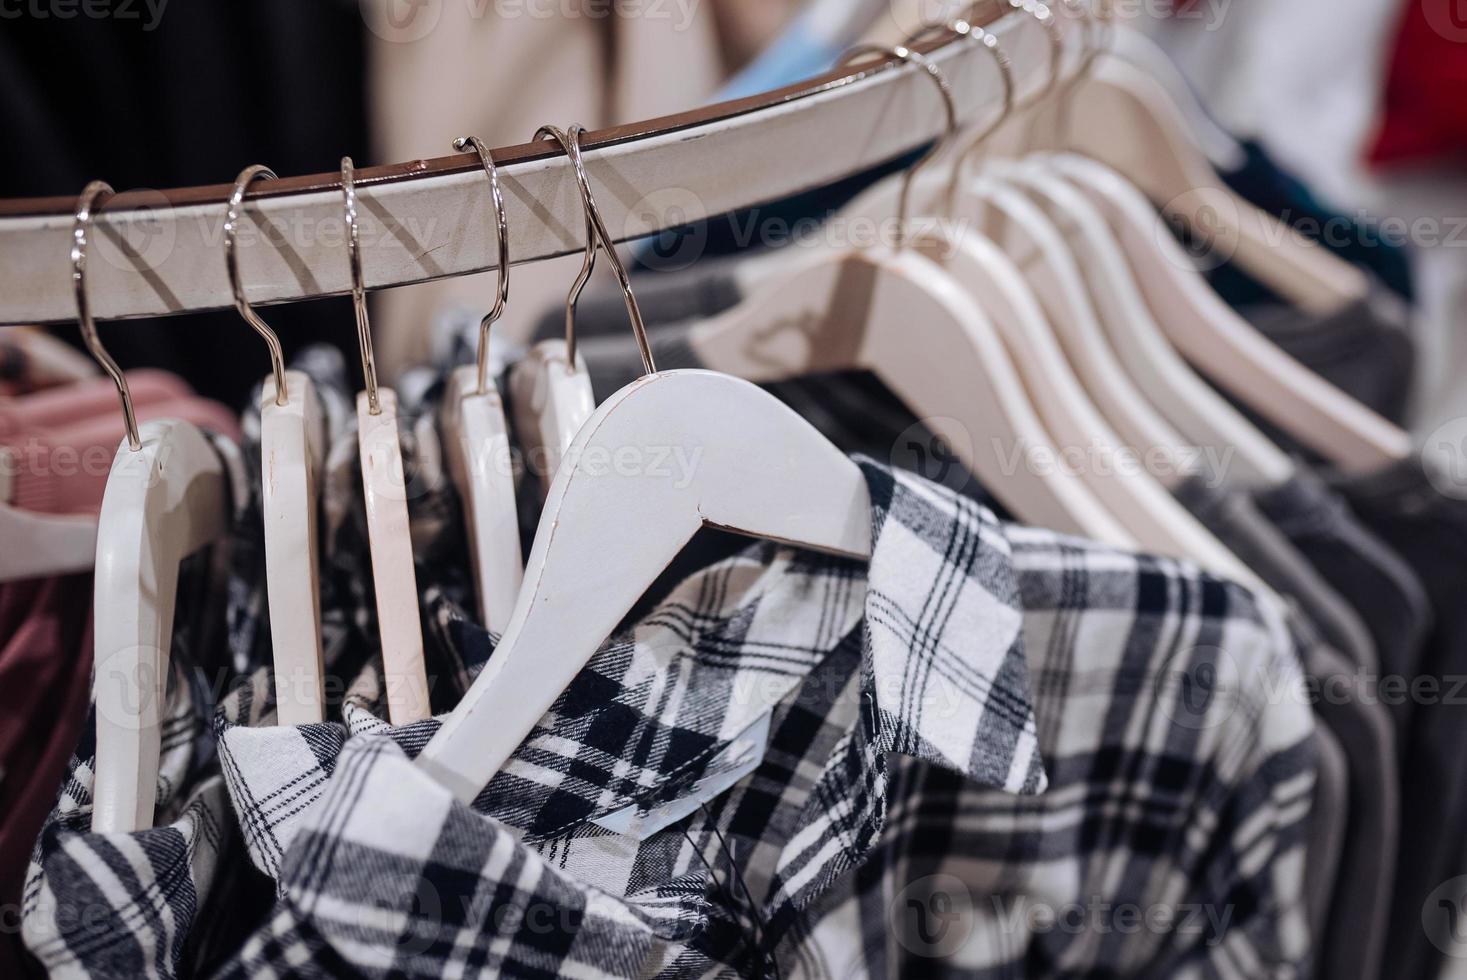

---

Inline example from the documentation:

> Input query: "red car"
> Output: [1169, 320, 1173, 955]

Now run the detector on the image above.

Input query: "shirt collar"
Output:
[218, 458, 1046, 852]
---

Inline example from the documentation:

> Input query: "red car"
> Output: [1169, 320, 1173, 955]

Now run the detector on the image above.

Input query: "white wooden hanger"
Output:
[439, 136, 523, 632]
[69, 182, 231, 833]
[1022, 4, 1366, 314]
[690, 39, 1131, 545]
[417, 126, 872, 800]
[225, 165, 329, 725]
[987, 158, 1295, 489]
[977, 162, 1196, 481]
[1046, 153, 1411, 473]
[0, 446, 97, 582]
[815, 20, 1258, 579]
[931, 173, 1252, 573]
[508, 126, 600, 500]
[341, 158, 430, 725]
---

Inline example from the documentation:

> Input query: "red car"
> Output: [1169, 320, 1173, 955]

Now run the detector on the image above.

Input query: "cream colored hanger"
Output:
[508, 126, 599, 500]
[1011, 157, 1295, 488]
[340, 158, 430, 724]
[955, 3, 1292, 489]
[1048, 154, 1411, 473]
[811, 17, 1257, 580]
[440, 137, 523, 632]
[1003, 2, 1406, 474]
[417, 124, 873, 802]
[1025, 0, 1367, 314]
[74, 182, 231, 832]
[930, 168, 1248, 570]
[225, 165, 329, 725]
[980, 162, 1196, 480]
[687, 37, 1131, 545]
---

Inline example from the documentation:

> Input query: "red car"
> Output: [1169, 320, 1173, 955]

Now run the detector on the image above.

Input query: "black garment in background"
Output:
[0, 0, 369, 409]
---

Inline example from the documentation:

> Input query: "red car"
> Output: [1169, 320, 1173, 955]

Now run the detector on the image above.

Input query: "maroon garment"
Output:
[0, 575, 93, 976]
[1368, 0, 1467, 167]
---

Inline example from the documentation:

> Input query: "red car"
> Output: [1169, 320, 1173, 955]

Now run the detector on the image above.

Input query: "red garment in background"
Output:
[0, 575, 93, 978]
[1368, 0, 1467, 167]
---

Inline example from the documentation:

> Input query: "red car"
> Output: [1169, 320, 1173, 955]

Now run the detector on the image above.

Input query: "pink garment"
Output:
[3, 395, 241, 516]
[0, 369, 192, 437]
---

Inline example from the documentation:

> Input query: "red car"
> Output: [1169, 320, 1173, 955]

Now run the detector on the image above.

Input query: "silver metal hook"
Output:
[896, 18, 1014, 211]
[339, 156, 380, 415]
[453, 135, 510, 396]
[534, 124, 654, 375]
[72, 180, 141, 452]
[224, 164, 289, 406]
[906, 17, 1015, 162]
[836, 43, 957, 250]
[971, 1, 1060, 153]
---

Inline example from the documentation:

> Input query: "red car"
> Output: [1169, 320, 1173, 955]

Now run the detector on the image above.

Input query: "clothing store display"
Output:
[211, 461, 1313, 978]
[1328, 456, 1467, 980]
[4, 10, 1466, 978]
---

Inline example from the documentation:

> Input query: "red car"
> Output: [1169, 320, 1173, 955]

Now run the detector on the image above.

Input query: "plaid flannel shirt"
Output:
[20, 659, 236, 979]
[207, 460, 1314, 979]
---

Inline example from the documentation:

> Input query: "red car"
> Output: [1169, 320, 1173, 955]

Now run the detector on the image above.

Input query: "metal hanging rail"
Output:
[0, 6, 1071, 327]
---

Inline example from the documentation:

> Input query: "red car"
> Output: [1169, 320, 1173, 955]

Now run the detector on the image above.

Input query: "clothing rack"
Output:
[0, 6, 1067, 328]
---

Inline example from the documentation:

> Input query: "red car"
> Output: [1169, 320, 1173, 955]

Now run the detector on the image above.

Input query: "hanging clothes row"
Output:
[0, 5, 1463, 979]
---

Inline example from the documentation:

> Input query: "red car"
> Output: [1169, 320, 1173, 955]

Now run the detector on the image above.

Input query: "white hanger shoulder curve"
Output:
[686, 242, 1132, 546]
[357, 388, 431, 724]
[92, 418, 227, 832]
[978, 161, 1196, 481]
[442, 365, 523, 632]
[417, 369, 871, 803]
[260, 370, 328, 725]
[1061, 56, 1367, 314]
[997, 159, 1296, 489]
[509, 340, 596, 498]
[1048, 154, 1410, 473]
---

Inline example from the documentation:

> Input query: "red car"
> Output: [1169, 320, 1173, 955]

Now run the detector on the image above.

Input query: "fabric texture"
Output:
[1175, 475, 1396, 980]
[1241, 285, 1416, 428]
[1252, 467, 1432, 740]
[0, 576, 95, 923]
[1215, 141, 1415, 306]
[1175, 476, 1377, 671]
[20, 659, 241, 979]
[1329, 456, 1467, 980]
[209, 460, 1314, 979]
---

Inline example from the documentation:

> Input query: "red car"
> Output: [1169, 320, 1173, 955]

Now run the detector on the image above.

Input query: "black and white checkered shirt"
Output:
[20, 659, 238, 979]
[205, 461, 1315, 979]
